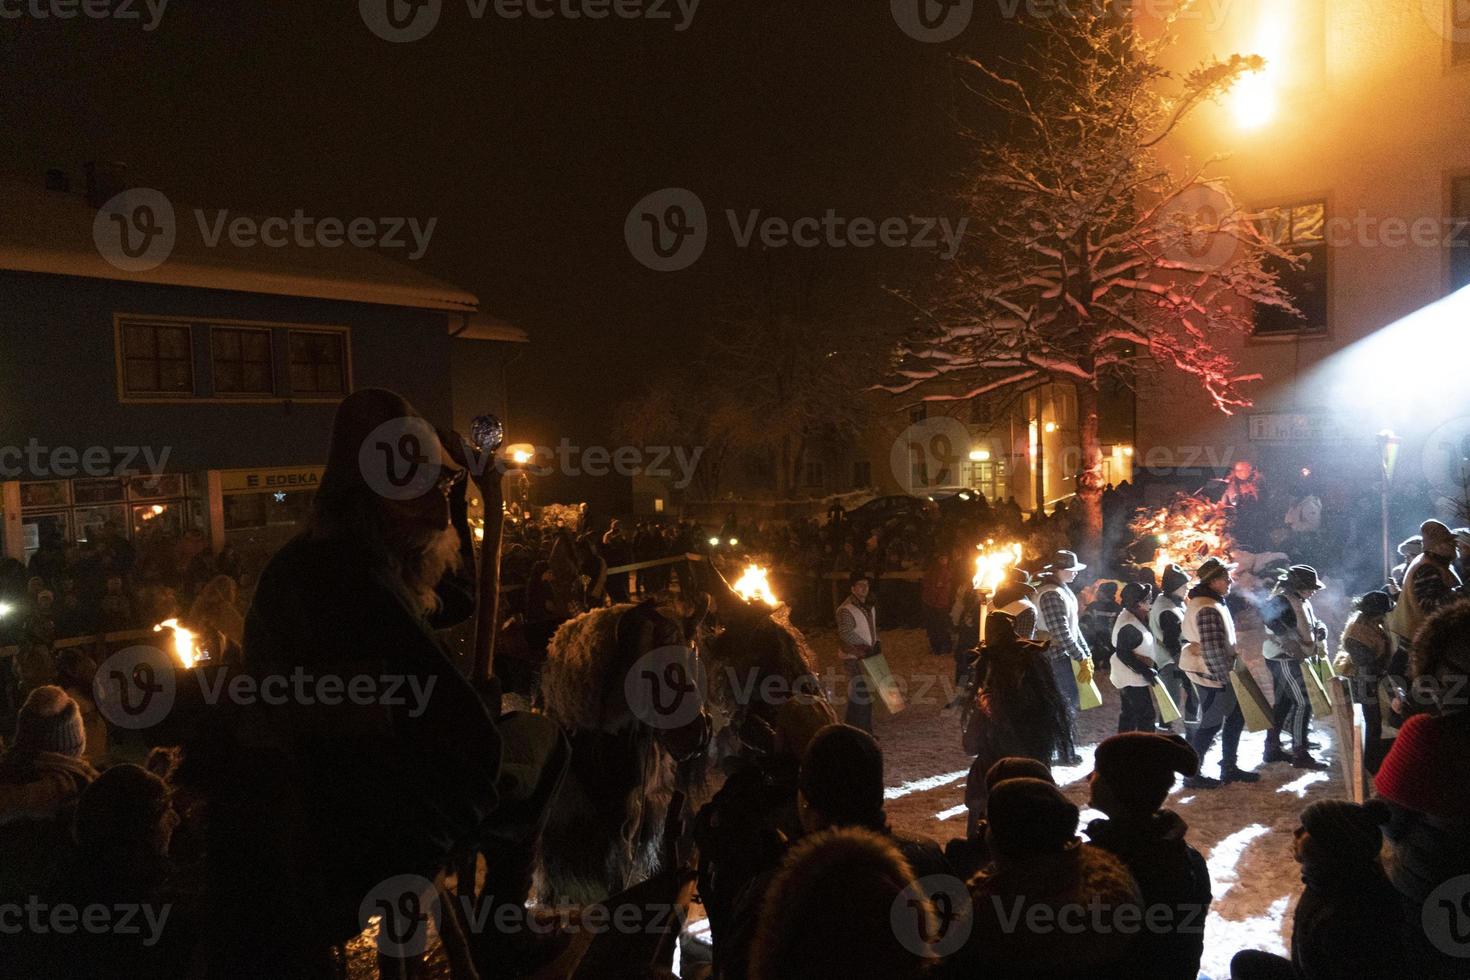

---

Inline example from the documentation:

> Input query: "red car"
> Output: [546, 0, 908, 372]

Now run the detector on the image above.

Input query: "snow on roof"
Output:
[0, 178, 481, 315]
[453, 312, 530, 343]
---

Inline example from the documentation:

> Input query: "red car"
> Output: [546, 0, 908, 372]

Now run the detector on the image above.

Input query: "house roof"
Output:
[0, 178, 485, 317]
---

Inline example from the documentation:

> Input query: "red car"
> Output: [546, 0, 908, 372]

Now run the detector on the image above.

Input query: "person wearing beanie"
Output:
[951, 756, 1056, 877]
[836, 571, 881, 734]
[748, 826, 932, 980]
[0, 685, 97, 825]
[1337, 591, 1396, 773]
[1081, 580, 1123, 673]
[1179, 558, 1259, 788]
[1372, 601, 1470, 978]
[1110, 583, 1161, 733]
[798, 724, 949, 882]
[962, 778, 1143, 978]
[1386, 520, 1462, 652]
[1261, 566, 1330, 771]
[1087, 733, 1212, 980]
[1150, 563, 1195, 732]
[1230, 799, 1405, 980]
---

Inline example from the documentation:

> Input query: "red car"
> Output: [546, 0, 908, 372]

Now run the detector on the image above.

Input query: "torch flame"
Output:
[732, 564, 780, 607]
[154, 618, 203, 669]
[973, 541, 1023, 593]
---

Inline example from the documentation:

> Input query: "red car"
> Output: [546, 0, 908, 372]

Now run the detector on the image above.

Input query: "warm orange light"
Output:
[973, 541, 1023, 593]
[732, 564, 780, 607]
[154, 618, 203, 668]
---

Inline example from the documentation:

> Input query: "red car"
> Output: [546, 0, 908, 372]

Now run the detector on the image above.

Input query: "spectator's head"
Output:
[1044, 551, 1086, 584]
[1295, 799, 1389, 870]
[1095, 581, 1119, 603]
[749, 827, 931, 980]
[1285, 565, 1325, 599]
[799, 724, 885, 833]
[985, 778, 1079, 863]
[1411, 600, 1470, 699]
[1161, 564, 1189, 597]
[1231, 460, 1255, 481]
[1421, 520, 1457, 560]
[1090, 733, 1198, 817]
[1196, 557, 1236, 597]
[1397, 535, 1423, 560]
[51, 648, 96, 693]
[12, 685, 85, 759]
[849, 571, 872, 603]
[985, 756, 1054, 794]
[1352, 591, 1394, 621]
[73, 763, 177, 861]
[1119, 582, 1152, 619]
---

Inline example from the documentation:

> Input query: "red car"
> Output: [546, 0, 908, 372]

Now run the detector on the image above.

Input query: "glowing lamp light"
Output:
[728, 537, 739, 546]
[0, 601, 12, 618]
[969, 449, 992, 462]
[1123, 446, 1134, 457]
[1044, 422, 1057, 434]
[708, 536, 720, 547]
[1378, 430, 1402, 481]
[505, 443, 535, 465]
[154, 618, 203, 669]
[732, 564, 780, 607]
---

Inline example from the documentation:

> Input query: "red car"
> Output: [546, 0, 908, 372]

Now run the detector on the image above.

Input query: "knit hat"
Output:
[1195, 557, 1237, 585]
[1421, 520, 1456, 559]
[72, 763, 170, 851]
[1353, 591, 1394, 617]
[1119, 582, 1153, 610]
[1160, 564, 1189, 595]
[986, 778, 1079, 858]
[800, 724, 885, 829]
[1093, 733, 1199, 814]
[985, 756, 1055, 793]
[14, 685, 85, 758]
[1299, 799, 1389, 865]
[1095, 581, 1119, 601]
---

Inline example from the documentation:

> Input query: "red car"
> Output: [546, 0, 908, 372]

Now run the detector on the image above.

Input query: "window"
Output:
[802, 460, 825, 488]
[212, 327, 275, 395]
[121, 321, 194, 396]
[1254, 201, 1328, 336]
[289, 330, 347, 396]
[851, 461, 872, 488]
[1452, 177, 1470, 293]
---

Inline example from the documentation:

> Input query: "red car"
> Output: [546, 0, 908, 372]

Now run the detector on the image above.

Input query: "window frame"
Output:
[1249, 197, 1332, 342]
[287, 327, 352, 398]
[210, 324, 277, 398]
[114, 314, 352, 404]
[117, 319, 196, 398]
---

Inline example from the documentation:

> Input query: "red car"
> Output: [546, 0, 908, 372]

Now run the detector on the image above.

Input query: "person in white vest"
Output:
[1036, 550, 1091, 765]
[1179, 557, 1260, 789]
[1111, 582, 1161, 733]
[1148, 564, 1193, 733]
[992, 567, 1039, 639]
[1386, 519, 1462, 654]
[836, 570, 880, 734]
[1262, 565, 1330, 770]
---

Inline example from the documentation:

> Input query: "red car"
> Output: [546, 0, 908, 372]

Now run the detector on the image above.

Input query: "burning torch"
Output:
[973, 541, 1023, 647]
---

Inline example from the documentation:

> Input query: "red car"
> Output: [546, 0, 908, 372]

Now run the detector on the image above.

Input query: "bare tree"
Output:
[879, 6, 1301, 559]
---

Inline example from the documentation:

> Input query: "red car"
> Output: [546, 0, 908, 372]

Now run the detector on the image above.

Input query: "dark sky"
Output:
[2, 0, 1013, 503]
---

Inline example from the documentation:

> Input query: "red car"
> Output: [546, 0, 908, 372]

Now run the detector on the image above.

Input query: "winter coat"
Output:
[1290, 861, 1407, 980]
[0, 750, 97, 825]
[1148, 592, 1185, 665]
[1338, 612, 1391, 704]
[961, 842, 1143, 979]
[1086, 811, 1211, 980]
[1387, 554, 1460, 644]
[1262, 591, 1324, 661]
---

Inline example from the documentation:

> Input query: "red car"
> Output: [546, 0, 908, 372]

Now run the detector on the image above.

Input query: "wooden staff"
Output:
[469, 450, 507, 712]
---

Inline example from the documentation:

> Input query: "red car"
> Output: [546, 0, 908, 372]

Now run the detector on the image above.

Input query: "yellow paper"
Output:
[1302, 659, 1331, 716]
[1152, 683, 1181, 725]
[1072, 658, 1103, 711]
[1231, 664, 1273, 733]
[860, 653, 907, 716]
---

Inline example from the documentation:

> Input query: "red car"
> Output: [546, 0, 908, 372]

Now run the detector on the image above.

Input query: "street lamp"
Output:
[1378, 429, 1402, 583]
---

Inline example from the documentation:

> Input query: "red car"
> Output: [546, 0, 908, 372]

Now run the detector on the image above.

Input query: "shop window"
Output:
[74, 504, 129, 542]
[129, 474, 186, 500]
[211, 326, 275, 395]
[851, 460, 872, 488]
[1452, 176, 1470, 293]
[22, 513, 70, 556]
[19, 481, 69, 509]
[1254, 201, 1328, 336]
[289, 330, 348, 396]
[802, 460, 826, 488]
[73, 478, 127, 505]
[120, 321, 195, 396]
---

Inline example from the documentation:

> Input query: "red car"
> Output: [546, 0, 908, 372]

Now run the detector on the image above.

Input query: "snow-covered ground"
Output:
[818, 625, 1347, 980]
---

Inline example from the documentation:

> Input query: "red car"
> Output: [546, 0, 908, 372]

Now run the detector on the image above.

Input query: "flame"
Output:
[1130, 494, 1233, 578]
[973, 540, 1023, 593]
[732, 564, 780, 607]
[154, 618, 203, 669]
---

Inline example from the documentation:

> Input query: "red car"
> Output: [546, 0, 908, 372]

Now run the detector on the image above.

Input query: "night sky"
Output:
[2, 0, 1014, 506]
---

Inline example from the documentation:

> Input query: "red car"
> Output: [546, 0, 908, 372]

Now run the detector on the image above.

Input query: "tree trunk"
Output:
[1074, 385, 1105, 567]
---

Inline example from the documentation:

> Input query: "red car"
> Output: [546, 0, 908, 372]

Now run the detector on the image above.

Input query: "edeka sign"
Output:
[219, 466, 323, 495]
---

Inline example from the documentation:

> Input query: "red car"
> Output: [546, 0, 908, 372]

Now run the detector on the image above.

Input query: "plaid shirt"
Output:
[1410, 559, 1458, 614]
[1194, 604, 1235, 683]
[1038, 585, 1091, 662]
